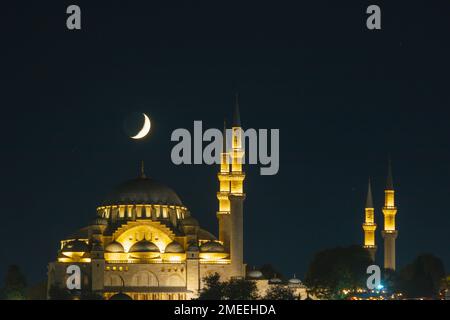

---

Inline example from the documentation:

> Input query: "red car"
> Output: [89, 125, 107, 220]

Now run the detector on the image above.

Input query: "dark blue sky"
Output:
[1, 1, 449, 284]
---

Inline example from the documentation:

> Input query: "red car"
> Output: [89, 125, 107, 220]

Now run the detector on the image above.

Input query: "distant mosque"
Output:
[362, 160, 398, 271]
[47, 98, 305, 300]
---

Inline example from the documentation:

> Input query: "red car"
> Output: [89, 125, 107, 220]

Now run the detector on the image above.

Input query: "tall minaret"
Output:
[217, 120, 231, 250]
[362, 179, 377, 261]
[229, 93, 246, 278]
[381, 159, 398, 271]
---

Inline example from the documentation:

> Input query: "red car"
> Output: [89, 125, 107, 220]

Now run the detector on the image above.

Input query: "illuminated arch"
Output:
[131, 271, 159, 287]
[105, 274, 124, 287]
[113, 221, 175, 253]
[165, 274, 185, 287]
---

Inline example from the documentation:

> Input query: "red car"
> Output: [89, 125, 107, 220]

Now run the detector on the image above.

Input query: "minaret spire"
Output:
[386, 156, 394, 190]
[223, 119, 227, 152]
[229, 94, 245, 278]
[366, 178, 374, 208]
[140, 160, 146, 179]
[217, 119, 231, 252]
[382, 156, 398, 271]
[232, 92, 241, 127]
[363, 177, 377, 261]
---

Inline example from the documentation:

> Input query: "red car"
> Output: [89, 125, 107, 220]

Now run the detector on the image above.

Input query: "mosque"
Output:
[47, 100, 306, 300]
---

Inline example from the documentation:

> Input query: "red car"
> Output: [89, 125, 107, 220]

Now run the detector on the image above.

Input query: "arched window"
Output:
[131, 271, 158, 287]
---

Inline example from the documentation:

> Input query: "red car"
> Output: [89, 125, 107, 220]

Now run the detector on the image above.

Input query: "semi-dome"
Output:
[180, 215, 199, 226]
[200, 241, 225, 253]
[164, 241, 184, 253]
[62, 240, 89, 252]
[129, 240, 160, 253]
[105, 241, 125, 253]
[103, 176, 183, 206]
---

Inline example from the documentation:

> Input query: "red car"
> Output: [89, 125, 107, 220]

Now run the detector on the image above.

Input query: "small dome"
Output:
[288, 276, 302, 285]
[129, 240, 160, 253]
[248, 270, 263, 279]
[109, 292, 133, 300]
[180, 216, 199, 226]
[269, 277, 282, 284]
[187, 243, 200, 252]
[62, 240, 89, 252]
[105, 241, 125, 253]
[164, 241, 184, 253]
[200, 241, 225, 253]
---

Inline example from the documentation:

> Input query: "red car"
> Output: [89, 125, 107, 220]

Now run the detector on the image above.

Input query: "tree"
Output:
[26, 281, 47, 300]
[198, 273, 225, 300]
[383, 268, 401, 293]
[304, 245, 372, 299]
[398, 254, 445, 298]
[48, 284, 72, 300]
[263, 286, 297, 300]
[2, 265, 27, 300]
[198, 273, 259, 300]
[224, 278, 259, 300]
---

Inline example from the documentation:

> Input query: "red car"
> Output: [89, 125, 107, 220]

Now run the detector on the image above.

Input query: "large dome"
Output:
[103, 177, 183, 206]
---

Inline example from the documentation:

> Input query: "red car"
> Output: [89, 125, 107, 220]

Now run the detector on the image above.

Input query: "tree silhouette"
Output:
[263, 285, 297, 300]
[198, 273, 258, 300]
[197, 273, 225, 300]
[48, 284, 71, 300]
[2, 265, 27, 300]
[399, 254, 445, 298]
[304, 245, 372, 299]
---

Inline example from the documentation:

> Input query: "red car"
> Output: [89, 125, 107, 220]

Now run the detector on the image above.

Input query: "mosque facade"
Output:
[47, 101, 291, 300]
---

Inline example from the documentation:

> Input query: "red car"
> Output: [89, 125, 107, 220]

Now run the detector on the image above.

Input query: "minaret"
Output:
[381, 159, 398, 271]
[217, 120, 231, 250]
[362, 179, 377, 261]
[229, 93, 246, 278]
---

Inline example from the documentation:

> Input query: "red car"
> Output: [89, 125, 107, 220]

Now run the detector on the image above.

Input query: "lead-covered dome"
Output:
[164, 241, 184, 253]
[62, 240, 89, 252]
[105, 241, 125, 253]
[129, 240, 160, 253]
[200, 241, 225, 253]
[248, 270, 263, 279]
[103, 177, 183, 206]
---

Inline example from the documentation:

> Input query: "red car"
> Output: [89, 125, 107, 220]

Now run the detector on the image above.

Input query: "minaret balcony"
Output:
[229, 173, 245, 181]
[217, 173, 232, 181]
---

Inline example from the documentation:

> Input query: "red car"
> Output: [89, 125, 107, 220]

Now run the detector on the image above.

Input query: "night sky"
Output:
[1, 1, 449, 284]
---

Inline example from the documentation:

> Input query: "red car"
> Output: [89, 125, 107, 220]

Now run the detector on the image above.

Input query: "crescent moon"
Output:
[131, 113, 151, 139]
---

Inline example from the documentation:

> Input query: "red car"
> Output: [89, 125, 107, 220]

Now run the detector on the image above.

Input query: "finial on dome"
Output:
[140, 160, 146, 179]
